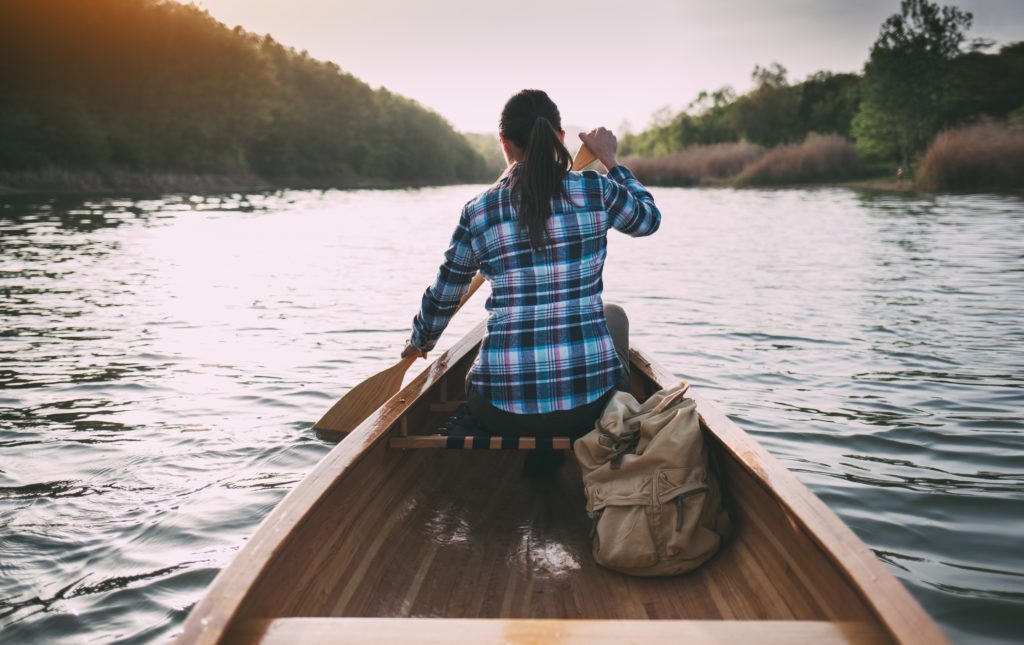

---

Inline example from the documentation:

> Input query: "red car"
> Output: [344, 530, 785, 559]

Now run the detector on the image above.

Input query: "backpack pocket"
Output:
[653, 467, 722, 566]
[588, 476, 657, 570]
[592, 504, 658, 570]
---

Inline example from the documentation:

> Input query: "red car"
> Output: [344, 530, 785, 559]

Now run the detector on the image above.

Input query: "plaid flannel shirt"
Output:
[410, 163, 660, 414]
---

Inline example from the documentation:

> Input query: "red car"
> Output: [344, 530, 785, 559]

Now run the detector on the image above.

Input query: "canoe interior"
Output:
[231, 345, 881, 627]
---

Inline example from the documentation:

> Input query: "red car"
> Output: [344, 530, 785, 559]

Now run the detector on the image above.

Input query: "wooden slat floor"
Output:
[267, 449, 877, 622]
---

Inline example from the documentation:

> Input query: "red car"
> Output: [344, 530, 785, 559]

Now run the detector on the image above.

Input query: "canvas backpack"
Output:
[574, 381, 732, 576]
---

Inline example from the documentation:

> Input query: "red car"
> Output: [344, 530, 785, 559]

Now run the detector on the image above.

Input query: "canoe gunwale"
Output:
[628, 345, 948, 645]
[176, 320, 489, 645]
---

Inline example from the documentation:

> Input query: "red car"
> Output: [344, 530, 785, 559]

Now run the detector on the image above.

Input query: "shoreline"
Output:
[2, 168, 1019, 200]
[0, 167, 483, 198]
[832, 177, 922, 192]
[635, 175, 927, 193]
[640, 175, 1022, 197]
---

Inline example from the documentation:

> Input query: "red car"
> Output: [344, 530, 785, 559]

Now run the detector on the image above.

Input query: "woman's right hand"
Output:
[579, 127, 618, 171]
[401, 340, 427, 360]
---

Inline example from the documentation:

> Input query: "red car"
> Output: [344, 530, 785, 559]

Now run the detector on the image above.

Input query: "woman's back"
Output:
[412, 162, 660, 415]
[407, 88, 660, 427]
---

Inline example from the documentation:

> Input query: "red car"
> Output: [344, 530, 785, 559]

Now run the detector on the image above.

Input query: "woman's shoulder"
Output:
[567, 168, 609, 187]
[459, 178, 512, 230]
[563, 169, 608, 204]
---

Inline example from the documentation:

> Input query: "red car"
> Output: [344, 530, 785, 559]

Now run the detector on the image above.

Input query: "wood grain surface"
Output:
[227, 618, 890, 645]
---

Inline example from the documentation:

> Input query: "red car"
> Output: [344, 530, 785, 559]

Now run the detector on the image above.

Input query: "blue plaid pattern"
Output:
[410, 163, 660, 414]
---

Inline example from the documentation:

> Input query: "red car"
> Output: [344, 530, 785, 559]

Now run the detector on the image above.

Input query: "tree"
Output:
[850, 100, 903, 161]
[853, 0, 973, 165]
[731, 63, 802, 147]
[797, 72, 862, 138]
[944, 42, 1024, 124]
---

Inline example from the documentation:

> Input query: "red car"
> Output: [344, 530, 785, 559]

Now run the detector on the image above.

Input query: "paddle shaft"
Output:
[571, 141, 598, 171]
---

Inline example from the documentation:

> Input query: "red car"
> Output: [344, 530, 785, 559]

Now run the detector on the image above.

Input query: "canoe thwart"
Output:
[389, 435, 573, 450]
[392, 402, 573, 449]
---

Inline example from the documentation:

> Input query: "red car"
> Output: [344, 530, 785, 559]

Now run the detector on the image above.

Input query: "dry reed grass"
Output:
[0, 166, 271, 195]
[917, 121, 1024, 191]
[623, 142, 763, 186]
[0, 165, 451, 195]
[735, 135, 860, 186]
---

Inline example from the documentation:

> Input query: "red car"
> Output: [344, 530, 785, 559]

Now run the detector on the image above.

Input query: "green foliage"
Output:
[461, 133, 507, 180]
[851, 100, 902, 161]
[1010, 106, 1024, 129]
[854, 0, 973, 164]
[620, 88, 739, 156]
[944, 42, 1024, 124]
[621, 66, 862, 157]
[621, 1, 1017, 176]
[797, 72, 862, 138]
[0, 0, 489, 184]
[730, 64, 801, 147]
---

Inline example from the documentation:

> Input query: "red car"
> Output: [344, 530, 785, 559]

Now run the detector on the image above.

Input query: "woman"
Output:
[402, 89, 661, 447]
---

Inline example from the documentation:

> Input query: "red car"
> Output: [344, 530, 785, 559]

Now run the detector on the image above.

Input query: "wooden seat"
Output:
[389, 401, 573, 450]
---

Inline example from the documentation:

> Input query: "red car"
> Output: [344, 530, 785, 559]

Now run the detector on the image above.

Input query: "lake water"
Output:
[1, 185, 1022, 644]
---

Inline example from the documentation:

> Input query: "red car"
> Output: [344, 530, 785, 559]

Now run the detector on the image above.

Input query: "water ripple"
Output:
[1, 187, 1022, 643]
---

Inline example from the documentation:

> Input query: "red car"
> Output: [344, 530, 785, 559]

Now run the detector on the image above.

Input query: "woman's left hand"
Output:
[402, 341, 428, 360]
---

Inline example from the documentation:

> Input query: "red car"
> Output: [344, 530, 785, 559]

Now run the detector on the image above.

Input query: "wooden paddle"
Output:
[571, 138, 598, 170]
[313, 140, 598, 437]
[313, 271, 485, 436]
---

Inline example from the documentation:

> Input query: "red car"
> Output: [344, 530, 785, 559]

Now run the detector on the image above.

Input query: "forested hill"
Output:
[0, 0, 492, 188]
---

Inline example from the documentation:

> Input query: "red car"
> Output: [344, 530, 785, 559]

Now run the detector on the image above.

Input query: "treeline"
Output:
[0, 0, 491, 189]
[623, 67, 863, 156]
[621, 0, 1024, 191]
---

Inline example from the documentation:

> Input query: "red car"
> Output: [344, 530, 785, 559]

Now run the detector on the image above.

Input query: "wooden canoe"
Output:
[178, 321, 949, 644]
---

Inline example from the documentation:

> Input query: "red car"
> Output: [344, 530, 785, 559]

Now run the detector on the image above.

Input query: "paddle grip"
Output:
[571, 142, 598, 171]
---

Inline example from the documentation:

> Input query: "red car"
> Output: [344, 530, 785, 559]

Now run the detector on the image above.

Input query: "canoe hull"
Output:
[178, 321, 947, 644]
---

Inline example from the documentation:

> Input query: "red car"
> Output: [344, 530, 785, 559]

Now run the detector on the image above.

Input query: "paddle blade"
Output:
[572, 142, 598, 171]
[314, 269, 484, 439]
[313, 356, 416, 436]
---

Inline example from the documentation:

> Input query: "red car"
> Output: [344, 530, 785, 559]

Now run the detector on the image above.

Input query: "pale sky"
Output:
[193, 0, 1023, 134]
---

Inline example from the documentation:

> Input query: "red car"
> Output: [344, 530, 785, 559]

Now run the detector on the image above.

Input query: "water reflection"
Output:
[0, 187, 1022, 643]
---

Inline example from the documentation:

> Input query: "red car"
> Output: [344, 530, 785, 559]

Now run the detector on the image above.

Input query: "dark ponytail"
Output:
[500, 90, 572, 250]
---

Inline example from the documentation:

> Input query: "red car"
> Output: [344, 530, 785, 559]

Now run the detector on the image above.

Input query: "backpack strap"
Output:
[650, 380, 691, 415]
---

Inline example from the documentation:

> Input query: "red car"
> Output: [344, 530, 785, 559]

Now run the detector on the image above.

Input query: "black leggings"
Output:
[465, 303, 630, 439]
